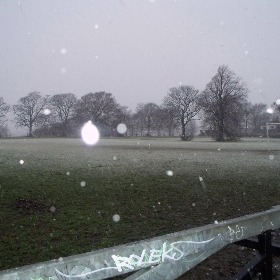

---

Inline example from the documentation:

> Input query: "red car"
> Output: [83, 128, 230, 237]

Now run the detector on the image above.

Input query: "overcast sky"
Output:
[1, 0, 280, 134]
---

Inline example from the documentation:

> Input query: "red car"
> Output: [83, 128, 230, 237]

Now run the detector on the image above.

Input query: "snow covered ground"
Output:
[1, 136, 278, 178]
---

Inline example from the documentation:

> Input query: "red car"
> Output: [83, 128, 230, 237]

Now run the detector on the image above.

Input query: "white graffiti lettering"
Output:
[55, 237, 216, 278]
[228, 225, 244, 241]
[112, 238, 215, 272]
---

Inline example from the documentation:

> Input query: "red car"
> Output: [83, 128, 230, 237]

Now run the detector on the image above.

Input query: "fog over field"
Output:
[1, 1, 280, 135]
[1, 1, 280, 278]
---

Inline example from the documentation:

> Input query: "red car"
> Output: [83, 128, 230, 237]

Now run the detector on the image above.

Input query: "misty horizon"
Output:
[1, 0, 280, 135]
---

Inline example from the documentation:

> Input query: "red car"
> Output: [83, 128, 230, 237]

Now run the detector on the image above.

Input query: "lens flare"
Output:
[81, 121, 100, 145]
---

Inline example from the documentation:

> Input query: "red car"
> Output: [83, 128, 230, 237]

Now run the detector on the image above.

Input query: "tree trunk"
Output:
[168, 119, 173, 137]
[216, 108, 225, 141]
[147, 116, 151, 136]
[29, 125, 33, 137]
[181, 113, 186, 140]
[62, 122, 67, 137]
[217, 121, 224, 141]
[181, 124, 186, 140]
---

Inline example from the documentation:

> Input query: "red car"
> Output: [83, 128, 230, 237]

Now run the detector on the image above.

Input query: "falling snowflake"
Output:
[43, 108, 51, 115]
[80, 181, 86, 187]
[113, 214, 120, 222]
[166, 170, 173, 176]
[199, 177, 206, 190]
[117, 123, 127, 134]
[19, 160, 24, 164]
[266, 108, 274, 114]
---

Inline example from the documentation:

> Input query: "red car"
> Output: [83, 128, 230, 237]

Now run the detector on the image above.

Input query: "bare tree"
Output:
[163, 85, 200, 141]
[272, 100, 280, 115]
[135, 103, 159, 136]
[50, 93, 77, 136]
[130, 112, 144, 137]
[0, 124, 10, 137]
[104, 105, 130, 137]
[242, 102, 251, 135]
[114, 106, 131, 136]
[13, 92, 49, 137]
[161, 105, 179, 137]
[74, 92, 120, 127]
[248, 103, 269, 134]
[152, 106, 167, 136]
[0, 97, 10, 125]
[199, 66, 249, 141]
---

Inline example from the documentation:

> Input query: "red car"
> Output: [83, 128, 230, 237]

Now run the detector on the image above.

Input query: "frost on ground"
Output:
[0, 137, 280, 278]
[1, 137, 279, 197]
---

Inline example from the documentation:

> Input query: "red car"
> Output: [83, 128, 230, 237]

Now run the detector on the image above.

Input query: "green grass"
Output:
[0, 137, 280, 271]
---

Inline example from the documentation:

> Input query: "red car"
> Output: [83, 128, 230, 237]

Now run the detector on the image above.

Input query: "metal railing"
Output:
[1, 206, 280, 280]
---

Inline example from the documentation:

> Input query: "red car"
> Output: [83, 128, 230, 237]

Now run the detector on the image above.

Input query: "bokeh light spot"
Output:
[117, 123, 127, 134]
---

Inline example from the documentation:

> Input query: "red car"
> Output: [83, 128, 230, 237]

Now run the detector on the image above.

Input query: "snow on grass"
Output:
[0, 137, 279, 176]
[0, 137, 280, 271]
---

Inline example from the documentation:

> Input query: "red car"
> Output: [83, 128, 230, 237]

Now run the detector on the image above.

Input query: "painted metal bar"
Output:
[1, 205, 280, 280]
[231, 254, 266, 280]
[235, 238, 280, 255]
[232, 231, 274, 280]
[124, 243, 225, 280]
[258, 231, 272, 279]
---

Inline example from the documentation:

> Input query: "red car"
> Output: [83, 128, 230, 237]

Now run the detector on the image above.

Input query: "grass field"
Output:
[0, 137, 280, 277]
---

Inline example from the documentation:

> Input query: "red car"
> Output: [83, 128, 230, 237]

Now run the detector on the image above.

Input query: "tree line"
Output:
[0, 65, 279, 141]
